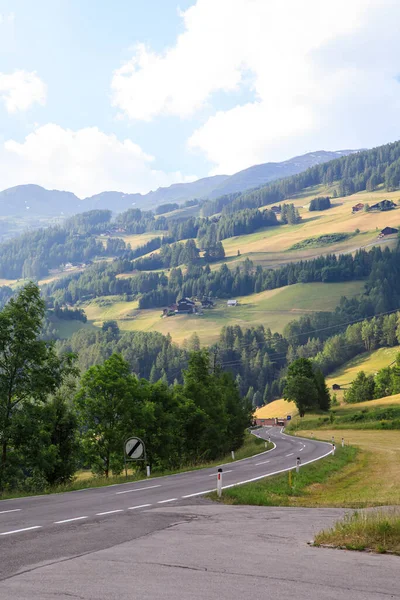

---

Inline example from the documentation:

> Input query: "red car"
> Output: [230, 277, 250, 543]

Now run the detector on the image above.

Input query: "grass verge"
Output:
[314, 508, 400, 555]
[293, 429, 400, 507]
[208, 445, 357, 507]
[0, 432, 271, 501]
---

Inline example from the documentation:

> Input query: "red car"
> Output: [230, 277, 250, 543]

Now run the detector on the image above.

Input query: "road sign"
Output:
[286, 415, 292, 420]
[125, 437, 144, 460]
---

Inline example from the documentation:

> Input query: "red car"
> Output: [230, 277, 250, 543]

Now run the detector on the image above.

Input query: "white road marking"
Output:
[255, 460, 270, 465]
[128, 504, 152, 510]
[0, 525, 42, 536]
[0, 509, 21, 515]
[299, 448, 303, 451]
[96, 509, 124, 516]
[182, 490, 214, 498]
[54, 516, 88, 524]
[208, 469, 232, 476]
[157, 498, 177, 504]
[116, 484, 161, 495]
[286, 453, 294, 457]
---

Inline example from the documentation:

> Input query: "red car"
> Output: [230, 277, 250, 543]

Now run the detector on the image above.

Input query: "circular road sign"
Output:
[125, 437, 145, 460]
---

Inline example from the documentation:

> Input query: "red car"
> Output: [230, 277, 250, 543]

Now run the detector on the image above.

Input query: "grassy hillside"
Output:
[83, 280, 364, 345]
[219, 187, 400, 269]
[326, 346, 400, 401]
[254, 399, 297, 419]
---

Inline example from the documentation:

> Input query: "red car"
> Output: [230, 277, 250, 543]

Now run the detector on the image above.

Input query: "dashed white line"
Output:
[0, 509, 21, 515]
[208, 469, 232, 476]
[299, 448, 303, 452]
[255, 460, 270, 465]
[54, 516, 88, 524]
[128, 504, 152, 510]
[0, 525, 42, 536]
[116, 485, 161, 495]
[157, 498, 177, 504]
[96, 509, 124, 516]
[286, 453, 294, 457]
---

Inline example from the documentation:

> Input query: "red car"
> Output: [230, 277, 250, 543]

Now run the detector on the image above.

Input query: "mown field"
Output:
[84, 280, 364, 345]
[326, 346, 400, 402]
[219, 186, 400, 269]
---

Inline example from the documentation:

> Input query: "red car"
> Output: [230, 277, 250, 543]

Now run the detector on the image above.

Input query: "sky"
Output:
[1, 0, 400, 198]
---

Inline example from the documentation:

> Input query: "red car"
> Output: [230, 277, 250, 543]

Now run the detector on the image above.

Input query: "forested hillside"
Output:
[202, 140, 400, 216]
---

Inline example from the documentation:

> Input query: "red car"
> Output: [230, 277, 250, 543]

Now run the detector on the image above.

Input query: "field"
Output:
[326, 346, 400, 401]
[295, 429, 400, 507]
[83, 280, 364, 345]
[218, 186, 400, 269]
[254, 399, 297, 419]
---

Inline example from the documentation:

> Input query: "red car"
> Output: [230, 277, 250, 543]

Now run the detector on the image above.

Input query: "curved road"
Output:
[0, 427, 332, 579]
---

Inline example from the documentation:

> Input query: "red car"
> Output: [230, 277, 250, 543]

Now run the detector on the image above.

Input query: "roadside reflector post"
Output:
[288, 470, 292, 487]
[331, 436, 335, 444]
[217, 468, 223, 498]
[332, 443, 336, 456]
[265, 441, 268, 448]
[146, 465, 151, 477]
[231, 450, 235, 460]
[341, 437, 344, 448]
[296, 457, 301, 474]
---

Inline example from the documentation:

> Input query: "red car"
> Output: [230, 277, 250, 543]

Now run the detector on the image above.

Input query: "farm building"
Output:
[176, 298, 196, 314]
[332, 383, 341, 390]
[227, 299, 238, 307]
[369, 200, 396, 211]
[378, 226, 398, 238]
[271, 205, 281, 213]
[352, 203, 364, 213]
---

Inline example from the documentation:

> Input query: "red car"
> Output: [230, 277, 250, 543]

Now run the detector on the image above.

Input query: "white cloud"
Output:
[111, 0, 400, 173]
[0, 124, 196, 198]
[0, 70, 46, 113]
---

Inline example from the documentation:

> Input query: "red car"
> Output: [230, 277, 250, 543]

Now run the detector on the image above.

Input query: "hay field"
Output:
[84, 281, 363, 345]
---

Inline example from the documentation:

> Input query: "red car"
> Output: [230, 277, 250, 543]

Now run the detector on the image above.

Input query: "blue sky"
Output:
[1, 0, 400, 198]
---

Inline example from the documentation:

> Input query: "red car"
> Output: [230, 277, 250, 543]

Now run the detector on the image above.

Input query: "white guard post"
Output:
[296, 456, 301, 473]
[332, 443, 336, 456]
[231, 450, 235, 460]
[217, 468, 223, 498]
[341, 437, 344, 448]
[146, 465, 151, 477]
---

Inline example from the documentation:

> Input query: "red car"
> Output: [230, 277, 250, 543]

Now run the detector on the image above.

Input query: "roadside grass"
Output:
[314, 508, 400, 555]
[292, 429, 400, 507]
[286, 394, 400, 432]
[0, 432, 271, 501]
[208, 446, 358, 507]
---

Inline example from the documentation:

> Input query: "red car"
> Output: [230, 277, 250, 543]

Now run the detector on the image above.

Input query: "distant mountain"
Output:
[0, 184, 81, 217]
[0, 151, 360, 218]
[84, 175, 229, 212]
[208, 150, 360, 199]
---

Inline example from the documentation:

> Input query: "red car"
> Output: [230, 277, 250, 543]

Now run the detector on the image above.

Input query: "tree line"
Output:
[201, 140, 400, 216]
[0, 284, 251, 493]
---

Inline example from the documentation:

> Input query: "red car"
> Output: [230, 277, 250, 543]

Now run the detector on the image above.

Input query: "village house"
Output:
[352, 203, 364, 213]
[369, 200, 397, 211]
[227, 299, 238, 307]
[378, 226, 398, 238]
[271, 205, 281, 213]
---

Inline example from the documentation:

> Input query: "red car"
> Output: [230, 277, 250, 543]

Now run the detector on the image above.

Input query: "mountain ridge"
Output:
[0, 149, 359, 217]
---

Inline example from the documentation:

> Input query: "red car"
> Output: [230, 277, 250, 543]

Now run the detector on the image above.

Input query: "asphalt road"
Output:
[0, 427, 332, 581]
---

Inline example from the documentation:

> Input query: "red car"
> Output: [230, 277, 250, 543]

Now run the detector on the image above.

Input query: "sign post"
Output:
[217, 468, 223, 498]
[124, 436, 147, 478]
